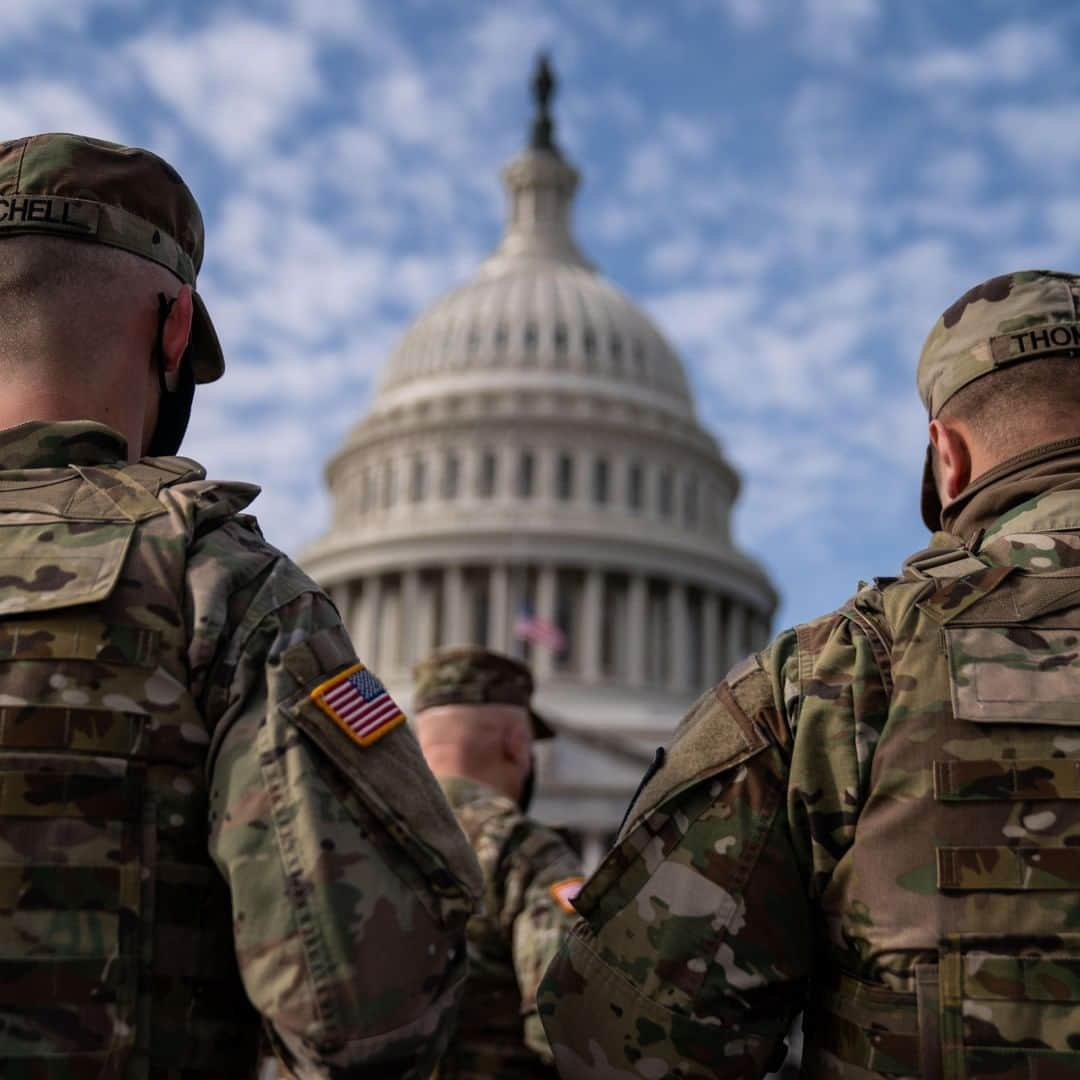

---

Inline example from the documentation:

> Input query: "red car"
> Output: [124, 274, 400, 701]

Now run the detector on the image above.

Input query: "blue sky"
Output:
[4, 0, 1080, 629]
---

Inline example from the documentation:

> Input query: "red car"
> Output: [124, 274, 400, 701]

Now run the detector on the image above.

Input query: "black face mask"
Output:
[147, 293, 195, 457]
[518, 752, 537, 813]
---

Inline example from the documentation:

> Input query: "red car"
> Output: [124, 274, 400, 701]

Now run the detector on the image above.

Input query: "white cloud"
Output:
[128, 15, 323, 160]
[569, 4, 664, 49]
[992, 101, 1080, 167]
[900, 22, 1062, 91]
[209, 196, 389, 345]
[624, 114, 716, 194]
[715, 0, 770, 29]
[365, 65, 444, 147]
[0, 81, 127, 142]
[919, 149, 986, 195]
[0, 0, 133, 39]
[1046, 198, 1080, 242]
[802, 0, 880, 63]
[646, 234, 706, 277]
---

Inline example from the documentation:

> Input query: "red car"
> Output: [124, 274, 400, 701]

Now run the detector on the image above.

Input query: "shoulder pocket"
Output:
[623, 678, 770, 834]
[279, 656, 479, 930]
[948, 624, 1080, 726]
[577, 674, 775, 929]
[0, 522, 134, 616]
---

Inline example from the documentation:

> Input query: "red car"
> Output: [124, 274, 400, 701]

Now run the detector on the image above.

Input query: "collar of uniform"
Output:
[438, 775, 508, 810]
[0, 420, 128, 470]
[942, 436, 1080, 540]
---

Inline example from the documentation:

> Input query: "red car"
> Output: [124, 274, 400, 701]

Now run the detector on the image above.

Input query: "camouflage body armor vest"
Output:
[804, 519, 1080, 1079]
[0, 457, 260, 1077]
[438, 790, 553, 1080]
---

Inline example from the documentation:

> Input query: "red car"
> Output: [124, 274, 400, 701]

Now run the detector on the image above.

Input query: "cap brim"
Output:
[529, 708, 555, 740]
[921, 444, 942, 532]
[190, 290, 225, 384]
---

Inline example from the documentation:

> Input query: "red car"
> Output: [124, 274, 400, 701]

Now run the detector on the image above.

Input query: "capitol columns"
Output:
[489, 564, 510, 653]
[360, 574, 383, 668]
[725, 598, 748, 671]
[627, 574, 647, 688]
[445, 565, 469, 645]
[581, 567, 603, 683]
[669, 581, 689, 691]
[401, 569, 420, 667]
[703, 590, 720, 684]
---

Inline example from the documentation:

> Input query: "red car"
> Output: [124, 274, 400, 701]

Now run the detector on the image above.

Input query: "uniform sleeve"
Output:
[502, 827, 585, 1062]
[200, 563, 482, 1079]
[538, 612, 891, 1079]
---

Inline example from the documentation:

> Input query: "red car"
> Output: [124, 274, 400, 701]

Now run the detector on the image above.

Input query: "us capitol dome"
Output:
[301, 59, 777, 867]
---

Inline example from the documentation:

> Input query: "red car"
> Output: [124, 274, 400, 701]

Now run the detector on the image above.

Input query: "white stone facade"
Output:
[301, 86, 777, 866]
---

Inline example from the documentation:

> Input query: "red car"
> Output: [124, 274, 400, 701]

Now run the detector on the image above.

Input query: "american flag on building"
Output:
[514, 607, 567, 652]
[311, 663, 405, 747]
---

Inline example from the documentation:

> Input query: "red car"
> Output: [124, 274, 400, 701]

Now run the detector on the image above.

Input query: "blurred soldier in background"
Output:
[0, 132, 480, 1078]
[541, 270, 1080, 1078]
[413, 646, 584, 1079]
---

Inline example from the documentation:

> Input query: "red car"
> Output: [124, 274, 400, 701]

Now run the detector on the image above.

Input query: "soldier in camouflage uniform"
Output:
[412, 646, 585, 1079]
[0, 132, 481, 1078]
[540, 270, 1080, 1078]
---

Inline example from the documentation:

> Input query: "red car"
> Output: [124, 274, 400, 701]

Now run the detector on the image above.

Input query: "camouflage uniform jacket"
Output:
[437, 776, 583, 1079]
[0, 420, 481, 1079]
[539, 439, 1080, 1079]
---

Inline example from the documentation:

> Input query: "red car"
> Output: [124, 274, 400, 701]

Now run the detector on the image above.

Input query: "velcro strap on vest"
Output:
[934, 758, 1080, 801]
[917, 565, 1016, 624]
[938, 846, 1080, 890]
[0, 1058, 125, 1080]
[0, 770, 142, 820]
[809, 972, 920, 1074]
[0, 707, 144, 754]
[0, 620, 159, 666]
[0, 955, 134, 1005]
[0, 863, 140, 911]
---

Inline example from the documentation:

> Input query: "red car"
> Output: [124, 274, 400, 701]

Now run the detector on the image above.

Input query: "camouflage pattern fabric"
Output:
[437, 775, 583, 1079]
[539, 441, 1080, 1079]
[0, 420, 480, 1078]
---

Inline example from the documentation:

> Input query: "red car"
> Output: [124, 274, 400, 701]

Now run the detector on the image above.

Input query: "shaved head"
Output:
[0, 235, 178, 378]
[939, 357, 1080, 463]
[929, 356, 1080, 516]
[0, 234, 193, 458]
[414, 703, 533, 800]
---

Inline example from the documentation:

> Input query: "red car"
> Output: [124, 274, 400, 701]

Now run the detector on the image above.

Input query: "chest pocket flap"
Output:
[0, 522, 134, 616]
[948, 624, 1080, 725]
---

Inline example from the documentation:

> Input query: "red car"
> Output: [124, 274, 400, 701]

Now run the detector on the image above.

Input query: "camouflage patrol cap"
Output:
[917, 270, 1080, 529]
[0, 133, 223, 383]
[412, 646, 555, 739]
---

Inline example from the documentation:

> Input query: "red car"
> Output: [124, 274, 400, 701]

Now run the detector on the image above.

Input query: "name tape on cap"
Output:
[0, 196, 100, 235]
[991, 322, 1080, 365]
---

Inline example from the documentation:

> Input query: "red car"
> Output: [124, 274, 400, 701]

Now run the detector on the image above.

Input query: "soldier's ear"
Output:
[929, 418, 971, 502]
[162, 285, 194, 379]
[502, 717, 529, 766]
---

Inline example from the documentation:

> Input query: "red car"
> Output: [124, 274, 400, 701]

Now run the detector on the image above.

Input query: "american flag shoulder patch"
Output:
[549, 876, 585, 915]
[310, 662, 405, 747]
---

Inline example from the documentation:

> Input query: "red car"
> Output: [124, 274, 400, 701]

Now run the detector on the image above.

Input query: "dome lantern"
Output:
[486, 55, 589, 272]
